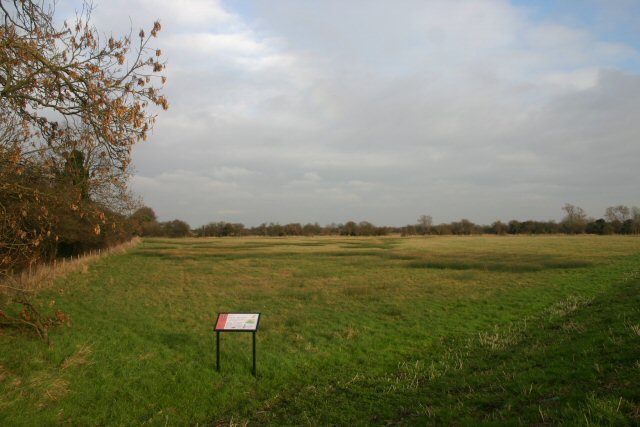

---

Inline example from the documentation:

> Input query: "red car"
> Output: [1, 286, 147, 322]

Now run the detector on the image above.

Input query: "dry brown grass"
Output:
[41, 378, 70, 403]
[561, 321, 586, 333]
[0, 363, 8, 382]
[61, 344, 92, 370]
[0, 237, 141, 294]
[22, 372, 71, 409]
[546, 295, 594, 318]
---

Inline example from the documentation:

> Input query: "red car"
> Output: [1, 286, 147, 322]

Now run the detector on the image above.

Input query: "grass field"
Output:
[1, 235, 639, 425]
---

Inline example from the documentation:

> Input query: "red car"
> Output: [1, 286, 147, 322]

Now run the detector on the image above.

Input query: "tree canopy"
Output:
[1, 0, 167, 271]
[1, 0, 167, 338]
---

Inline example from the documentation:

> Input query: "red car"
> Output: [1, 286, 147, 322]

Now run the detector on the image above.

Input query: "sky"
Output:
[60, 0, 640, 227]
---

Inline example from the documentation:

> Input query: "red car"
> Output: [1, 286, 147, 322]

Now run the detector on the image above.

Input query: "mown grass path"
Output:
[1, 236, 639, 425]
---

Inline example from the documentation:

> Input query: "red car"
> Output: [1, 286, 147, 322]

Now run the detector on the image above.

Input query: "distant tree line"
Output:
[194, 221, 391, 237]
[127, 207, 191, 238]
[9, 200, 638, 257]
[405, 204, 640, 236]
[131, 203, 640, 238]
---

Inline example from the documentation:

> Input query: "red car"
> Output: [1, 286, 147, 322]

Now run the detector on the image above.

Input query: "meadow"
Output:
[1, 235, 639, 425]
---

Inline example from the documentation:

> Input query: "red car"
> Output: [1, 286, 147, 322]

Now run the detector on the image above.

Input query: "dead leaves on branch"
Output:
[0, 284, 70, 342]
[1, 1, 168, 173]
[1, 1, 168, 340]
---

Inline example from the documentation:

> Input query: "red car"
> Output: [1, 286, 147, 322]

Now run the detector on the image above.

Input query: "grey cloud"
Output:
[74, 0, 640, 226]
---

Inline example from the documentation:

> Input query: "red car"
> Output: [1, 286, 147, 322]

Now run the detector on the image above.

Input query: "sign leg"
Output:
[252, 331, 256, 377]
[216, 331, 220, 372]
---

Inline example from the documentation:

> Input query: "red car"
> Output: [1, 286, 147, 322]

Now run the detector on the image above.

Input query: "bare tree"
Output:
[632, 206, 640, 234]
[605, 205, 631, 223]
[561, 203, 588, 234]
[417, 214, 433, 235]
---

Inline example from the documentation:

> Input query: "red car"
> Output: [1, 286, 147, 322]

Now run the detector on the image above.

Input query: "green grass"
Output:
[1, 235, 639, 425]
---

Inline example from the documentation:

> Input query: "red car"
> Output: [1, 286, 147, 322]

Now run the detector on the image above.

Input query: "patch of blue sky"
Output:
[222, 0, 255, 23]
[513, 0, 640, 72]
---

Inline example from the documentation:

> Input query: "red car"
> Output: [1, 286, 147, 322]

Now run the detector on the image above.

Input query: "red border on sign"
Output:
[215, 313, 228, 330]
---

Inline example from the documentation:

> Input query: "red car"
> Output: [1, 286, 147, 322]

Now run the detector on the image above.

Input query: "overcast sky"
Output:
[62, 0, 640, 227]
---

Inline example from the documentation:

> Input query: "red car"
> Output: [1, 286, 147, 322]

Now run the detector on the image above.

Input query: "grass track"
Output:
[1, 235, 639, 425]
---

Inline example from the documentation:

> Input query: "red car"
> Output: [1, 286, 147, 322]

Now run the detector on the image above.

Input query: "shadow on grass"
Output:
[187, 241, 332, 249]
[157, 332, 198, 350]
[131, 249, 405, 262]
[132, 245, 592, 274]
[131, 250, 314, 262]
[393, 276, 640, 425]
[137, 239, 632, 275]
[407, 258, 592, 272]
[144, 239, 196, 246]
[247, 277, 640, 425]
[339, 239, 401, 250]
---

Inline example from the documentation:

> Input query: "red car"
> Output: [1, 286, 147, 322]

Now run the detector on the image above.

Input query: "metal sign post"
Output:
[214, 313, 261, 376]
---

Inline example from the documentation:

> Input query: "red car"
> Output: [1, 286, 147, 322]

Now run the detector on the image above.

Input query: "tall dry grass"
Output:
[0, 237, 141, 294]
[1, 238, 142, 340]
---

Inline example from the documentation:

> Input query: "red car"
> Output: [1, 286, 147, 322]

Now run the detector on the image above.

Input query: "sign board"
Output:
[215, 313, 260, 331]
[214, 312, 261, 376]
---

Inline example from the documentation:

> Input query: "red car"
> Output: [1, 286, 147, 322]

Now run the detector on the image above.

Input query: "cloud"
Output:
[539, 68, 600, 91]
[78, 0, 640, 226]
[138, 0, 234, 27]
[86, 0, 236, 32]
[165, 32, 267, 57]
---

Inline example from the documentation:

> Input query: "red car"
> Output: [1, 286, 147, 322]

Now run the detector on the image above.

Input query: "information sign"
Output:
[214, 312, 261, 376]
[215, 313, 260, 331]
